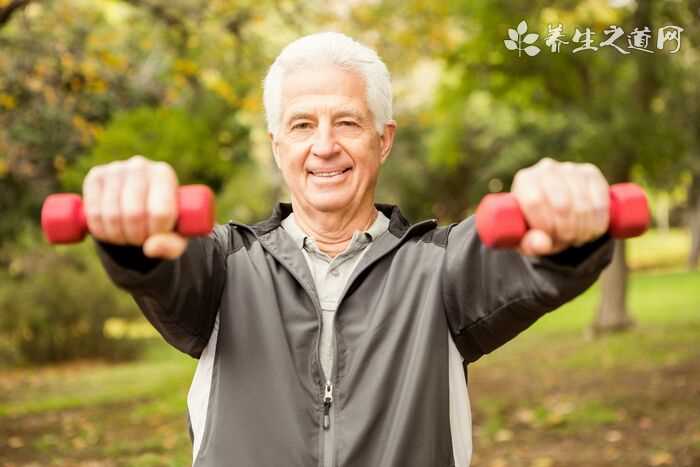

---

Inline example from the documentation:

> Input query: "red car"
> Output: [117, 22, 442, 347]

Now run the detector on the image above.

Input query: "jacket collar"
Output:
[228, 202, 438, 314]
[280, 209, 391, 251]
[247, 202, 414, 239]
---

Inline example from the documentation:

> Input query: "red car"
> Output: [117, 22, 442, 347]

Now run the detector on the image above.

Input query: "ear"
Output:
[379, 120, 397, 164]
[269, 132, 281, 169]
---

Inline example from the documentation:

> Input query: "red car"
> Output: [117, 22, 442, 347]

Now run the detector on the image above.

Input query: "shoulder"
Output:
[209, 223, 248, 256]
[417, 224, 453, 248]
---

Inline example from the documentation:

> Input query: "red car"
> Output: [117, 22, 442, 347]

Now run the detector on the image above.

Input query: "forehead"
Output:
[281, 65, 369, 119]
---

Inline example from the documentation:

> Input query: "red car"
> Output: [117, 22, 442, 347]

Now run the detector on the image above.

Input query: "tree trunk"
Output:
[590, 1, 657, 336]
[591, 158, 634, 336]
[654, 194, 670, 232]
[689, 210, 700, 270]
[591, 239, 634, 336]
[688, 172, 700, 270]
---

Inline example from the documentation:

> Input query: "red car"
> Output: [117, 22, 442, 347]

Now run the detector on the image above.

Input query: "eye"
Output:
[291, 122, 312, 130]
[338, 120, 358, 127]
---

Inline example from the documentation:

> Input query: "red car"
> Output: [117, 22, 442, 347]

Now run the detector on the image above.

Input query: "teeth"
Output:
[313, 170, 345, 177]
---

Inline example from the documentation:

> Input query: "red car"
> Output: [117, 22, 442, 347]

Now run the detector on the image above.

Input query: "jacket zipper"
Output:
[321, 313, 336, 467]
[322, 379, 335, 467]
[230, 217, 438, 467]
[323, 380, 333, 430]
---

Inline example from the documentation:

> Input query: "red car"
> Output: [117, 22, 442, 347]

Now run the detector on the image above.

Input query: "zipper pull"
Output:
[322, 381, 333, 430]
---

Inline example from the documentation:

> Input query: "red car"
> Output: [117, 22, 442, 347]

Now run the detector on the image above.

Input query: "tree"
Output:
[396, 0, 693, 333]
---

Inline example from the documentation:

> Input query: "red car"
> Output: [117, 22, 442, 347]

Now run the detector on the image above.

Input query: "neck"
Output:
[291, 198, 378, 258]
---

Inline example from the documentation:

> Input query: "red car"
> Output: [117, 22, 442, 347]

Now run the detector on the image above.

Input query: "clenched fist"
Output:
[82, 155, 187, 259]
[511, 158, 610, 256]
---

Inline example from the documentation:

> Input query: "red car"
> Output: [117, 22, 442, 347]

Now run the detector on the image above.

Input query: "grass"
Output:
[0, 354, 195, 418]
[465, 267, 700, 463]
[0, 341, 196, 465]
[626, 228, 692, 271]
[493, 268, 700, 339]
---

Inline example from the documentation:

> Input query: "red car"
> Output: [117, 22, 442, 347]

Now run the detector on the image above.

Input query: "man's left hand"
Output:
[510, 158, 610, 257]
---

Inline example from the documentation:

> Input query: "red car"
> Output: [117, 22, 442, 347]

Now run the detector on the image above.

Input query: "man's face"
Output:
[271, 65, 395, 214]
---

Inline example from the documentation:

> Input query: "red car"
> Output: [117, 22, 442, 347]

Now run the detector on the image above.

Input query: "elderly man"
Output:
[88, 32, 613, 466]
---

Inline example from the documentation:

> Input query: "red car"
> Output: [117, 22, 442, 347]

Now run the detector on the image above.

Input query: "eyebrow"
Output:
[286, 112, 315, 124]
[285, 108, 365, 125]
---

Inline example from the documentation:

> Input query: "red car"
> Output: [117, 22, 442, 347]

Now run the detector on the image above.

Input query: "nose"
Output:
[310, 122, 340, 158]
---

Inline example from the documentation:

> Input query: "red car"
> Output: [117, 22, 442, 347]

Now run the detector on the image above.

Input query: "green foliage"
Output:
[61, 106, 245, 192]
[425, 0, 693, 199]
[0, 229, 144, 365]
[216, 161, 279, 224]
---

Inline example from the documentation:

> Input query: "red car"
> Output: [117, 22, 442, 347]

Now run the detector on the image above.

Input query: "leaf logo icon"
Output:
[504, 20, 541, 57]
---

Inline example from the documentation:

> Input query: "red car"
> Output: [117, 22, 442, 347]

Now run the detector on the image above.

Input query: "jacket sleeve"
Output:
[95, 224, 234, 358]
[441, 215, 614, 363]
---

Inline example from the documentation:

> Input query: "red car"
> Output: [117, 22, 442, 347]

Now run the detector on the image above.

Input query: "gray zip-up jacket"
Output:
[97, 202, 614, 467]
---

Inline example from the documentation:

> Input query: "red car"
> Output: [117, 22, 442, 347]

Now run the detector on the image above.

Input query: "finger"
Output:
[143, 233, 188, 259]
[561, 164, 592, 247]
[585, 166, 610, 241]
[548, 237, 572, 255]
[518, 229, 553, 256]
[543, 167, 576, 246]
[83, 167, 106, 240]
[121, 159, 149, 245]
[513, 171, 554, 237]
[147, 162, 178, 236]
[100, 162, 127, 244]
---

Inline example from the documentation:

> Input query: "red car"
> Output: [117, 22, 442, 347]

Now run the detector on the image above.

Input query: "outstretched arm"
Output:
[84, 156, 231, 358]
[442, 159, 615, 363]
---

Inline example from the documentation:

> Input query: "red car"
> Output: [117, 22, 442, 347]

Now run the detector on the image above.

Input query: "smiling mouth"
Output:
[308, 168, 352, 178]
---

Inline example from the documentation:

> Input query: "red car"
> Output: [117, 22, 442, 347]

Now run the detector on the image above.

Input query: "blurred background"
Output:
[0, 0, 698, 466]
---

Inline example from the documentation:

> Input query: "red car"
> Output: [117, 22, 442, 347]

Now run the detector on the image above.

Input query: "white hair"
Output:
[263, 32, 393, 138]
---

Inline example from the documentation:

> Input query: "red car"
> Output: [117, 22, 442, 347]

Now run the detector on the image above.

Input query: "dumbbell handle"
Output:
[475, 182, 650, 248]
[41, 184, 215, 244]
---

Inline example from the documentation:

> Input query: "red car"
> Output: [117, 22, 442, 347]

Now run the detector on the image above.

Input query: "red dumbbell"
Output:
[475, 182, 650, 248]
[41, 184, 215, 244]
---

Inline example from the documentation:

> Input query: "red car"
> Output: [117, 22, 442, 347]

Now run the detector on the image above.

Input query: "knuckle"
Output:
[518, 192, 544, 211]
[84, 167, 98, 182]
[512, 171, 523, 186]
[511, 169, 528, 193]
[83, 167, 103, 188]
[106, 160, 124, 171]
[127, 155, 149, 172]
[582, 162, 598, 174]
[512, 173, 537, 192]
[104, 162, 125, 179]
[128, 154, 148, 164]
[151, 161, 177, 179]
[537, 158, 557, 173]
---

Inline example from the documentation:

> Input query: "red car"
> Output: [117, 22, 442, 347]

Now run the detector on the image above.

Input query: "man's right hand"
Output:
[82, 155, 188, 260]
